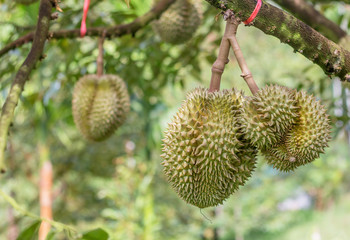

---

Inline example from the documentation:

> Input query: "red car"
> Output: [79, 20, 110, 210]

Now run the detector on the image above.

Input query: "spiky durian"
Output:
[261, 140, 297, 172]
[72, 74, 130, 141]
[153, 0, 202, 44]
[262, 91, 331, 171]
[161, 88, 257, 208]
[240, 85, 298, 149]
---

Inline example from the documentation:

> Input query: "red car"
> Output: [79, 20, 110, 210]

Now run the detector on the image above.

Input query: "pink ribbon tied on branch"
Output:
[243, 0, 262, 25]
[80, 0, 91, 37]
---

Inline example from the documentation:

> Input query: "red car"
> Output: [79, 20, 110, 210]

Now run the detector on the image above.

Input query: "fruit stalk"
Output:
[97, 36, 105, 77]
[226, 17, 259, 95]
[209, 18, 233, 92]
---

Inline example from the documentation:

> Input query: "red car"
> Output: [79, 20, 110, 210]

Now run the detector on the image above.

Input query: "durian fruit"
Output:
[262, 91, 331, 171]
[261, 139, 297, 172]
[153, 0, 202, 44]
[72, 74, 130, 141]
[240, 85, 299, 149]
[161, 88, 257, 208]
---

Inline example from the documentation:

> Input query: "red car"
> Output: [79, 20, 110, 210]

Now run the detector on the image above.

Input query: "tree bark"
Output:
[310, 0, 350, 3]
[0, 0, 53, 173]
[273, 0, 347, 42]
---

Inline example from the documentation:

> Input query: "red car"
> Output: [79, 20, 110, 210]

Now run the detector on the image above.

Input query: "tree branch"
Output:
[273, 0, 347, 42]
[205, 0, 350, 82]
[310, 0, 350, 3]
[0, 0, 176, 58]
[0, 0, 53, 173]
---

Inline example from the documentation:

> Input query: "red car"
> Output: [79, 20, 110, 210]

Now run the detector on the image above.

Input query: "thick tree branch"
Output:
[273, 0, 347, 42]
[310, 0, 350, 3]
[205, 0, 350, 82]
[0, 0, 176, 58]
[0, 0, 53, 173]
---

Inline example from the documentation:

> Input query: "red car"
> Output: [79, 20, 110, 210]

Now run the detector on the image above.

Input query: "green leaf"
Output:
[45, 231, 56, 240]
[17, 221, 41, 240]
[81, 228, 109, 240]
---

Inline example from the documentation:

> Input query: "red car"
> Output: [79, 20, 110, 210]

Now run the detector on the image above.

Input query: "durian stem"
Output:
[226, 18, 260, 95]
[209, 14, 237, 92]
[97, 35, 105, 77]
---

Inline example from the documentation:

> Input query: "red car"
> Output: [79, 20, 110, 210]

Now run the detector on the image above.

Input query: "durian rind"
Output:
[153, 0, 202, 44]
[261, 140, 298, 172]
[241, 85, 298, 149]
[286, 91, 331, 162]
[72, 74, 130, 142]
[263, 91, 331, 171]
[161, 88, 257, 208]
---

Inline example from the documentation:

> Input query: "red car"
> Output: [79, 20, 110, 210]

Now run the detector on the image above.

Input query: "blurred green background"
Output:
[0, 0, 350, 239]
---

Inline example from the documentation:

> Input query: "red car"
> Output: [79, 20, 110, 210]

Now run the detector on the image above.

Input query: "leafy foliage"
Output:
[16, 221, 41, 240]
[0, 0, 350, 239]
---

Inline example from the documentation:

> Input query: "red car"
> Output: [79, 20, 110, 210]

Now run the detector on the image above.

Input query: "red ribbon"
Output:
[243, 0, 262, 25]
[80, 0, 91, 37]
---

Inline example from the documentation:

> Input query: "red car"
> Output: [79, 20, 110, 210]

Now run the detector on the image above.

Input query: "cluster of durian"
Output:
[72, 74, 130, 142]
[161, 88, 258, 208]
[153, 0, 203, 44]
[161, 85, 331, 208]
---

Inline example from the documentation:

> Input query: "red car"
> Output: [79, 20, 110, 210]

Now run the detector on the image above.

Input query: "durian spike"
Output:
[97, 34, 105, 77]
[225, 14, 260, 95]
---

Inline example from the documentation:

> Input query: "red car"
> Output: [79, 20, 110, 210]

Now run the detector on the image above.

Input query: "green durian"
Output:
[262, 91, 331, 171]
[261, 139, 297, 172]
[72, 74, 130, 141]
[161, 88, 257, 208]
[153, 0, 202, 44]
[241, 85, 298, 149]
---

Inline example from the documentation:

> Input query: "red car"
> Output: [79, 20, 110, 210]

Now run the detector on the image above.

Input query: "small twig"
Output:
[0, 189, 77, 236]
[0, 0, 53, 173]
[97, 35, 105, 77]
[226, 17, 259, 95]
